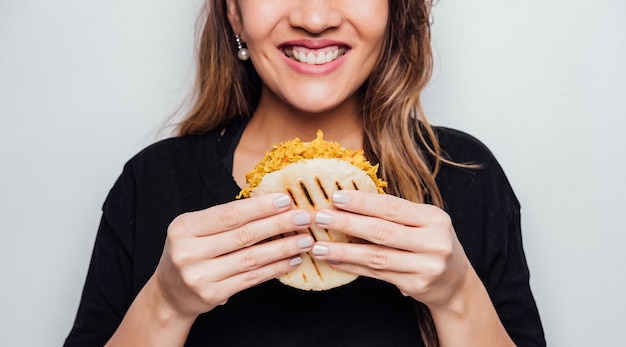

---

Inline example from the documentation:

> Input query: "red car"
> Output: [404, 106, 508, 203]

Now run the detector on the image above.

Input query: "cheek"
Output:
[353, 4, 389, 52]
[238, 4, 283, 43]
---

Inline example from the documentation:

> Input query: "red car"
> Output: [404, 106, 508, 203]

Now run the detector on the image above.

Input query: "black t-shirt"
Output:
[64, 122, 545, 346]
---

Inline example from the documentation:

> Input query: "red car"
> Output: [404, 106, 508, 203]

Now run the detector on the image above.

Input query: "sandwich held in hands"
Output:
[238, 131, 387, 290]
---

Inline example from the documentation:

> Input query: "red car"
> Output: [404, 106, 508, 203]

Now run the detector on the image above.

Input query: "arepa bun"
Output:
[251, 158, 379, 291]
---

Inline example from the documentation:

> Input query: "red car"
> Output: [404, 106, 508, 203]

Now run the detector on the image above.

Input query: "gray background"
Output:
[1, 0, 624, 345]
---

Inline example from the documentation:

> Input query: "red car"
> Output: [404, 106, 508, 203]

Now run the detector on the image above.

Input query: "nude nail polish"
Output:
[332, 191, 351, 204]
[289, 257, 303, 267]
[312, 244, 329, 256]
[315, 211, 333, 225]
[297, 236, 313, 249]
[273, 194, 292, 208]
[293, 212, 311, 226]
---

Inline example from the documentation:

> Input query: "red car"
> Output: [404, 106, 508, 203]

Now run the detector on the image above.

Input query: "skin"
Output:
[105, 1, 515, 346]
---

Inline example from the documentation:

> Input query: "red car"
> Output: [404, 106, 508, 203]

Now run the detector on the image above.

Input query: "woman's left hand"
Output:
[310, 189, 473, 309]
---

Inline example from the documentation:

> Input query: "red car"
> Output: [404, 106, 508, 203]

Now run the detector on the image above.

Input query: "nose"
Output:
[288, 0, 343, 34]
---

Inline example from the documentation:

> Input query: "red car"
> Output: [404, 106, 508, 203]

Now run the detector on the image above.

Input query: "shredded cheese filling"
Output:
[238, 130, 387, 198]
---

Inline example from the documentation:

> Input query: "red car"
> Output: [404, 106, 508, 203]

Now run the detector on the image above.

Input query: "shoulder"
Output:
[433, 126, 498, 166]
[128, 132, 214, 168]
[431, 126, 520, 213]
[104, 129, 222, 204]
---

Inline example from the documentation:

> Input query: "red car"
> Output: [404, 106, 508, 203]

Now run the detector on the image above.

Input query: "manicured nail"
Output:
[273, 194, 292, 208]
[312, 244, 329, 256]
[332, 191, 351, 204]
[315, 211, 333, 225]
[289, 257, 302, 267]
[293, 212, 311, 226]
[297, 236, 313, 249]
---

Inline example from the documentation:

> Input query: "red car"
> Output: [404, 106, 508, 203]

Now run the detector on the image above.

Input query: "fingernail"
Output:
[297, 236, 313, 249]
[273, 194, 292, 208]
[293, 212, 311, 226]
[315, 211, 333, 225]
[289, 257, 302, 267]
[312, 244, 329, 256]
[332, 191, 351, 204]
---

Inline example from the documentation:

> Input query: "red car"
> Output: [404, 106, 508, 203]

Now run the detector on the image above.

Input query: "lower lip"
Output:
[279, 50, 348, 75]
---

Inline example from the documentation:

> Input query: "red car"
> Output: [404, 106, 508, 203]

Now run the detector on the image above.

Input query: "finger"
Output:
[311, 242, 429, 274]
[171, 208, 312, 260]
[169, 193, 293, 237]
[214, 256, 308, 302]
[314, 208, 422, 252]
[207, 209, 312, 256]
[208, 234, 314, 281]
[310, 243, 426, 294]
[180, 254, 308, 309]
[331, 190, 447, 227]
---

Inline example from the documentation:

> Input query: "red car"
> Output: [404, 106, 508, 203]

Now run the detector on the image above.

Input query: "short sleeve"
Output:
[63, 164, 137, 346]
[434, 127, 546, 346]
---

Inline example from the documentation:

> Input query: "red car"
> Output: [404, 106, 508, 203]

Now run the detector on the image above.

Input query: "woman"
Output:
[65, 1, 545, 346]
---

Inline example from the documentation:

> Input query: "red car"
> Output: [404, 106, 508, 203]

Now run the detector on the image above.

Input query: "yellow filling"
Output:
[238, 130, 387, 198]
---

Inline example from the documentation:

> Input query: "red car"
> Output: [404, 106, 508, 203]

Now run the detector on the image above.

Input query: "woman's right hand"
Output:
[152, 193, 313, 319]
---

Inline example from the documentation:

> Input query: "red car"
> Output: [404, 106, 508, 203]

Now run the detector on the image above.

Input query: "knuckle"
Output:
[168, 213, 193, 236]
[199, 287, 223, 306]
[426, 258, 447, 278]
[380, 196, 403, 220]
[431, 207, 452, 227]
[439, 243, 454, 259]
[370, 220, 394, 245]
[233, 224, 255, 247]
[278, 239, 293, 257]
[369, 267, 385, 279]
[218, 205, 242, 229]
[432, 238, 454, 259]
[180, 267, 203, 290]
[170, 249, 193, 268]
[411, 277, 430, 294]
[242, 250, 260, 269]
[368, 250, 389, 269]
[273, 214, 290, 232]
[244, 269, 264, 286]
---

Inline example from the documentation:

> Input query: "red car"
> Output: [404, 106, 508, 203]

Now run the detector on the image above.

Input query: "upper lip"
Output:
[278, 39, 350, 50]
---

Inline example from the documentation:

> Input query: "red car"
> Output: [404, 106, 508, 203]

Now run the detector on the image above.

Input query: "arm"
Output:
[69, 193, 314, 347]
[310, 190, 519, 346]
[104, 277, 196, 347]
[428, 263, 515, 346]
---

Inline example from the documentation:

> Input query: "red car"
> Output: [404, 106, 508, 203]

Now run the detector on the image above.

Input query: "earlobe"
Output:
[225, 0, 243, 38]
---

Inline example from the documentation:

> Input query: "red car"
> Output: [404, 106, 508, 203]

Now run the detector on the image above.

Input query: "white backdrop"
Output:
[1, 0, 624, 346]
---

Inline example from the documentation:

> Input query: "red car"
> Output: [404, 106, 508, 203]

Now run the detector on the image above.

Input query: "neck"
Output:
[244, 86, 364, 152]
[232, 87, 364, 188]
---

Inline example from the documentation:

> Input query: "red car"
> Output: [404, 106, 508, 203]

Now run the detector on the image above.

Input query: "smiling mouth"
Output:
[283, 46, 347, 65]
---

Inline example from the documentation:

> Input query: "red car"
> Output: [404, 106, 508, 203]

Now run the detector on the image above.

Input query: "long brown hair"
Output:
[177, 1, 441, 345]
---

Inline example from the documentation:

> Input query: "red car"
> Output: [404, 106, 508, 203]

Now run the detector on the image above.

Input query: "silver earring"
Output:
[235, 35, 249, 61]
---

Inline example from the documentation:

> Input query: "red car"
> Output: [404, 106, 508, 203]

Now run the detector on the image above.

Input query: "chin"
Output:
[291, 103, 342, 115]
[285, 93, 353, 115]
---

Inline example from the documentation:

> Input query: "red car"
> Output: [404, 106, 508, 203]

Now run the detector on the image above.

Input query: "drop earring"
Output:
[235, 35, 249, 61]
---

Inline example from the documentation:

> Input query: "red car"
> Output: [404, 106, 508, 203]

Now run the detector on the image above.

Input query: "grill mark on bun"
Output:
[286, 188, 298, 207]
[335, 181, 343, 190]
[352, 180, 359, 190]
[315, 177, 329, 201]
[307, 227, 318, 242]
[310, 257, 323, 280]
[325, 228, 333, 241]
[300, 181, 315, 207]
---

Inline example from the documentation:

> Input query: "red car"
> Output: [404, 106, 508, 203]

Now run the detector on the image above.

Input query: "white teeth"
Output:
[285, 47, 345, 65]
[315, 52, 327, 64]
